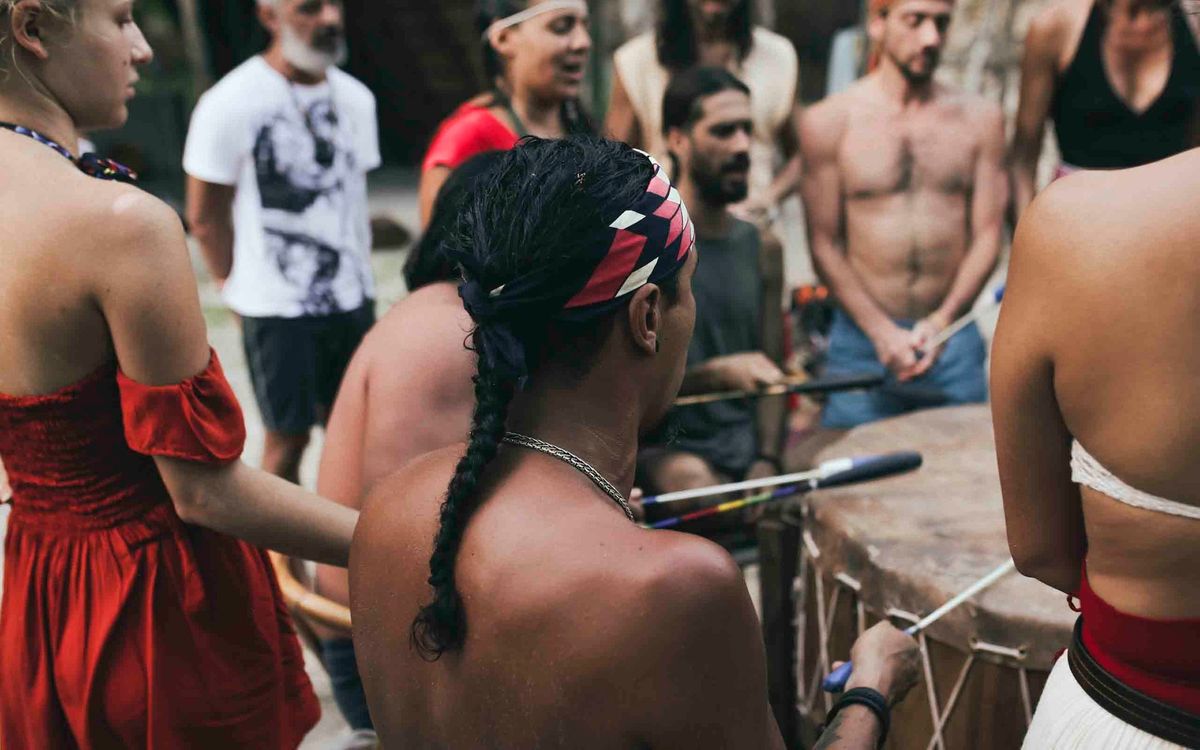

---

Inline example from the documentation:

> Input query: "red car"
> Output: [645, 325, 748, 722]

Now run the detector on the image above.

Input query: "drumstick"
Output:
[919, 285, 1006, 354]
[647, 452, 923, 529]
[647, 484, 800, 529]
[642, 451, 923, 508]
[673, 371, 885, 407]
[821, 558, 1017, 693]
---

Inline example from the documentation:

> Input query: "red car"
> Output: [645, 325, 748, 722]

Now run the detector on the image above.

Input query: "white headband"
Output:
[483, 0, 589, 42]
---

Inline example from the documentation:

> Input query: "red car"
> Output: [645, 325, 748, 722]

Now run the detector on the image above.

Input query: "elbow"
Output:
[164, 466, 223, 528]
[1009, 543, 1081, 594]
[187, 216, 222, 245]
[170, 490, 204, 526]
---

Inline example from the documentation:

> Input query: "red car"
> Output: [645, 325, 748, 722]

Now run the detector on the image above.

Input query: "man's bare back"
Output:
[805, 78, 1002, 321]
[351, 447, 779, 749]
[313, 281, 476, 631]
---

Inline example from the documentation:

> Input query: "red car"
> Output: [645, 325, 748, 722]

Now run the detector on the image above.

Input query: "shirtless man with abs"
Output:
[800, 0, 1007, 429]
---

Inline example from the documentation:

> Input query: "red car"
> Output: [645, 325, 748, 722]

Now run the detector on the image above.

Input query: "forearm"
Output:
[765, 154, 802, 207]
[1011, 161, 1039, 225]
[192, 221, 235, 282]
[679, 364, 727, 396]
[935, 229, 1002, 324]
[1018, 551, 1084, 595]
[1009, 129, 1043, 224]
[164, 459, 357, 567]
[813, 706, 883, 750]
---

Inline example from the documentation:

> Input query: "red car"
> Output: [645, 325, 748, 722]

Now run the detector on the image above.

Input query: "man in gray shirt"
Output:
[637, 67, 788, 496]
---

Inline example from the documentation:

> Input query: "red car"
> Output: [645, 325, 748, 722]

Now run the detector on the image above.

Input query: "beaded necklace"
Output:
[0, 121, 138, 183]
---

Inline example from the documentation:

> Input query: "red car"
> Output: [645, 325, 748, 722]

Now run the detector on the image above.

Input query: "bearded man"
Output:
[799, 0, 1007, 429]
[184, 0, 381, 483]
[636, 67, 789, 495]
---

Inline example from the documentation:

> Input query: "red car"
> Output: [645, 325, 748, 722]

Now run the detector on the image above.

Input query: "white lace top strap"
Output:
[1071, 440, 1200, 520]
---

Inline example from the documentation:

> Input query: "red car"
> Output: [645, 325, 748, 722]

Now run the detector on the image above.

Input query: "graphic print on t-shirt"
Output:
[253, 97, 363, 316]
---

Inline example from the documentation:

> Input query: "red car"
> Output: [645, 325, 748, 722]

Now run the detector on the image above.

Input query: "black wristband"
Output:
[823, 687, 890, 748]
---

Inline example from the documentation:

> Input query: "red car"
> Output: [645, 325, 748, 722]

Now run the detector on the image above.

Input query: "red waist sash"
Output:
[1079, 567, 1200, 715]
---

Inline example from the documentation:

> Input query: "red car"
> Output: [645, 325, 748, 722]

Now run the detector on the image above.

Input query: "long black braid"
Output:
[409, 361, 513, 657]
[410, 136, 656, 660]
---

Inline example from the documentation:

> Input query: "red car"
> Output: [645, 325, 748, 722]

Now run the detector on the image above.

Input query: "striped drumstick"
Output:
[647, 484, 801, 529]
[643, 452, 923, 532]
[673, 371, 885, 408]
[821, 559, 1018, 693]
[641, 452, 923, 508]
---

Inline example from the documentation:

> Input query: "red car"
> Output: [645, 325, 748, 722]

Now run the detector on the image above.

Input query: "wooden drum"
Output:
[791, 406, 1073, 749]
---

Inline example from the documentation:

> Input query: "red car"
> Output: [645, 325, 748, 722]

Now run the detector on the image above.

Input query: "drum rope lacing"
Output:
[794, 519, 1035, 750]
[501, 432, 636, 522]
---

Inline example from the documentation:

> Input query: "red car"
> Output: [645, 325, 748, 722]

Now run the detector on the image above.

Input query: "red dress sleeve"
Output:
[117, 349, 246, 463]
[421, 103, 520, 173]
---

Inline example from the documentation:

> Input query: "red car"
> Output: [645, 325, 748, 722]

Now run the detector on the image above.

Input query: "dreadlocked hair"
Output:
[410, 136, 657, 659]
[475, 0, 596, 136]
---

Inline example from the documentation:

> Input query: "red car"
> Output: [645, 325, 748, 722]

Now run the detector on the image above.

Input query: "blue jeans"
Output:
[821, 310, 987, 429]
[320, 638, 374, 731]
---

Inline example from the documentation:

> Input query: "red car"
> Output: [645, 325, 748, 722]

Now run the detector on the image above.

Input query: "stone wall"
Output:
[940, 0, 1053, 113]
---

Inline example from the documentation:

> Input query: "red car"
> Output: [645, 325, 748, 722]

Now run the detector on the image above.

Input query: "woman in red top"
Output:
[418, 0, 594, 227]
[0, 1, 356, 747]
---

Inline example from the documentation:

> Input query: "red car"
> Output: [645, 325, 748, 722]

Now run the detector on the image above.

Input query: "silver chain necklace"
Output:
[501, 432, 636, 522]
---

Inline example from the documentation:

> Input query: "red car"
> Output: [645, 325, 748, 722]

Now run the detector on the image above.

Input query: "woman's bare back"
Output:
[0, 136, 185, 395]
[0, 139, 115, 394]
[1027, 150, 1200, 617]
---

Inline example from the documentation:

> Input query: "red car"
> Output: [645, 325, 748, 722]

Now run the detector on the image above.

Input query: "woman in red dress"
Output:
[418, 0, 594, 227]
[0, 1, 356, 746]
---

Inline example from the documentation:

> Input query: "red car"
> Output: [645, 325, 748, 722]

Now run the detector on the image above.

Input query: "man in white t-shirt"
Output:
[184, 0, 380, 489]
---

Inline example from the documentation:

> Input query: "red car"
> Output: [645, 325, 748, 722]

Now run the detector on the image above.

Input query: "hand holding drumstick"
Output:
[815, 623, 921, 749]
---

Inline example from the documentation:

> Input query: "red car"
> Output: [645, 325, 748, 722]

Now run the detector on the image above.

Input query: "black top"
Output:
[1051, 2, 1199, 169]
[670, 219, 762, 477]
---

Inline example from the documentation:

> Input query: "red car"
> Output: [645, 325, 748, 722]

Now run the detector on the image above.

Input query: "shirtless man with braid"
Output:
[800, 0, 1007, 430]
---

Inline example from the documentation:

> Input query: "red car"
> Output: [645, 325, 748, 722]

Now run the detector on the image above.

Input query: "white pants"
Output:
[1023, 657, 1187, 749]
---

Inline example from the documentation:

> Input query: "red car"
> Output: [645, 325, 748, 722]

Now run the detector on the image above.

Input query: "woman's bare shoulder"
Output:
[1024, 154, 1200, 259]
[70, 182, 185, 264]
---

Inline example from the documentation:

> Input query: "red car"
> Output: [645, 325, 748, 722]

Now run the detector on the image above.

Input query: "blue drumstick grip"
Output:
[822, 661, 855, 693]
[813, 451, 922, 490]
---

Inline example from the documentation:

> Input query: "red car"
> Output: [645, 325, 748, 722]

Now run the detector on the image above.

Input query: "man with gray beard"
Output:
[184, 0, 380, 488]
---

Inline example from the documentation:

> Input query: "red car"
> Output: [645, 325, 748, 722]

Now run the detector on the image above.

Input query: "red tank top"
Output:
[421, 101, 519, 174]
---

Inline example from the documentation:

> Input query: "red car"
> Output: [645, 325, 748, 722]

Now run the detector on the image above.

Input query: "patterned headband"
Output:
[459, 151, 696, 383]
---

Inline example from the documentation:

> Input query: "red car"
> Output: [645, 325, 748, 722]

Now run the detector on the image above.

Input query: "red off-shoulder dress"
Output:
[0, 351, 319, 748]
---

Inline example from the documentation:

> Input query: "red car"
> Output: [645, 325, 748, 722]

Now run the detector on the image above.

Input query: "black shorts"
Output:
[241, 303, 375, 434]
